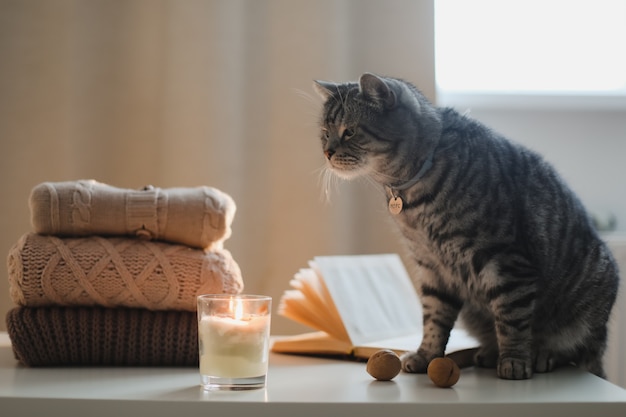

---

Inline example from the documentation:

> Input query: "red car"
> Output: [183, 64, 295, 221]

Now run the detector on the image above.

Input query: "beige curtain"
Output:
[0, 0, 435, 334]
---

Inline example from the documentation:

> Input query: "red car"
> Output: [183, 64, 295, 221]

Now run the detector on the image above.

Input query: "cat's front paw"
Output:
[400, 350, 436, 373]
[497, 356, 533, 380]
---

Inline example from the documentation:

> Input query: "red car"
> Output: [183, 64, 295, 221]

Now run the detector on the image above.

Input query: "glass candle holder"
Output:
[197, 294, 272, 390]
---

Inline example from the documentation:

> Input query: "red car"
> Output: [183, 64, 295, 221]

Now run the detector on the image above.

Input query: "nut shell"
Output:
[427, 357, 460, 388]
[366, 349, 402, 381]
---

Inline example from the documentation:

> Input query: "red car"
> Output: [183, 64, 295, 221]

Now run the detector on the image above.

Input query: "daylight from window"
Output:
[435, 0, 626, 94]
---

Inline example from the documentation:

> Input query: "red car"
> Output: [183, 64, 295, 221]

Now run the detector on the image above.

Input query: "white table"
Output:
[1, 333, 626, 417]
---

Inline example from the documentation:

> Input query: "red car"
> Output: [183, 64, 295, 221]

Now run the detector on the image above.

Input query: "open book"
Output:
[272, 254, 477, 360]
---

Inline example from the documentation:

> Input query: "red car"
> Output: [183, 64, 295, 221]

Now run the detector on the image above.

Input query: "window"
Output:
[435, 0, 626, 107]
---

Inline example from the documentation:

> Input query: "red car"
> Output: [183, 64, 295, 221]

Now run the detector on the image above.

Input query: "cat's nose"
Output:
[324, 149, 335, 160]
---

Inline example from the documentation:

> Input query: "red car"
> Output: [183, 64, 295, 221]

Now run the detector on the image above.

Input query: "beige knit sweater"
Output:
[29, 180, 236, 250]
[8, 233, 244, 311]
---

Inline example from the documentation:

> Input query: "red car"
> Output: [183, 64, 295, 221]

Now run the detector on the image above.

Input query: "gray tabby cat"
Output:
[313, 73, 619, 380]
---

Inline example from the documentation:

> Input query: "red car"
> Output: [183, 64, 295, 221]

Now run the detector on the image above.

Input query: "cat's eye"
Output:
[322, 128, 330, 139]
[343, 128, 355, 139]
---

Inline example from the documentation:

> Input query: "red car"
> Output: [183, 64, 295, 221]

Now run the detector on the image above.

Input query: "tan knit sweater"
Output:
[8, 233, 244, 311]
[29, 180, 236, 250]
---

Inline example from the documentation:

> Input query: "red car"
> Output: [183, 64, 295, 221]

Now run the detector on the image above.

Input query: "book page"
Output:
[357, 328, 477, 354]
[278, 268, 350, 342]
[313, 254, 423, 346]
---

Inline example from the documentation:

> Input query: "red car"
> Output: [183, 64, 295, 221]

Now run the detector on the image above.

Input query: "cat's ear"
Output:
[313, 80, 337, 100]
[359, 73, 395, 108]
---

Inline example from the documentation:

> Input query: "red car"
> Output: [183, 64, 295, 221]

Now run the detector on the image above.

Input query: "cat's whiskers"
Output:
[336, 85, 345, 107]
[321, 162, 404, 202]
[314, 165, 340, 203]
[293, 88, 328, 133]
[292, 88, 322, 110]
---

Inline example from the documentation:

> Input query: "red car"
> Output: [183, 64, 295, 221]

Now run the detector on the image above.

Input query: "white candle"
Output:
[198, 309, 270, 378]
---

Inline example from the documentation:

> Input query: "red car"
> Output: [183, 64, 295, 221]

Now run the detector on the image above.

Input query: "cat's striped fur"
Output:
[313, 73, 619, 380]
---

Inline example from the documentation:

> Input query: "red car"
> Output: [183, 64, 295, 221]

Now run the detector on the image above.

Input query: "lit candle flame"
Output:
[234, 298, 244, 320]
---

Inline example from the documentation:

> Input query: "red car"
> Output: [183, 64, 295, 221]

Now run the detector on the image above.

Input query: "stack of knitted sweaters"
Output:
[5, 180, 243, 366]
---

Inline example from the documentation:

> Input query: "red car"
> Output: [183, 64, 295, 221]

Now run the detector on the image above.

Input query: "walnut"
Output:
[427, 357, 461, 388]
[366, 349, 402, 381]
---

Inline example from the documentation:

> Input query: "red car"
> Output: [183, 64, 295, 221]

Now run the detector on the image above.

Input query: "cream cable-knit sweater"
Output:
[8, 233, 244, 311]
